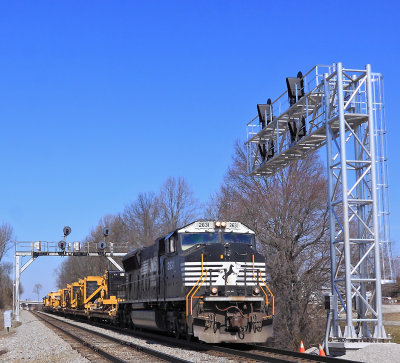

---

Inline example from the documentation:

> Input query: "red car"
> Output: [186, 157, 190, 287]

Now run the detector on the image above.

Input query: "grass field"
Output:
[383, 307, 400, 344]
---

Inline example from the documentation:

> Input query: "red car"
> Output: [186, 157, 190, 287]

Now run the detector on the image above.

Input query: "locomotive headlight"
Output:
[221, 221, 226, 228]
[215, 221, 221, 227]
[253, 287, 260, 296]
[211, 287, 218, 295]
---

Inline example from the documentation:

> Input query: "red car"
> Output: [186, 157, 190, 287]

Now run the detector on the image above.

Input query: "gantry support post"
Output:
[336, 62, 357, 339]
[324, 73, 339, 338]
[15, 255, 20, 322]
[366, 64, 385, 339]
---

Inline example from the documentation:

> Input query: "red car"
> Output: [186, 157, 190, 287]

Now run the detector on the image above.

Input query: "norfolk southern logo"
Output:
[215, 263, 241, 285]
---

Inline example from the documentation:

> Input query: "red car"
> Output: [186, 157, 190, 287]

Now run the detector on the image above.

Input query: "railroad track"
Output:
[39, 311, 356, 363]
[32, 311, 188, 363]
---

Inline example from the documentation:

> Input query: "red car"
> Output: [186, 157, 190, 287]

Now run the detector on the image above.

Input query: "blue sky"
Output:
[0, 0, 399, 300]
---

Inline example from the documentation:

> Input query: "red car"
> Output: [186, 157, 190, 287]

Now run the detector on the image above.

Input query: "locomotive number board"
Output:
[193, 221, 241, 230]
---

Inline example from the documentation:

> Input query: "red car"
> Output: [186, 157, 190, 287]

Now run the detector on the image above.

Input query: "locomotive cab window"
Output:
[180, 232, 218, 251]
[167, 236, 176, 254]
[223, 233, 255, 245]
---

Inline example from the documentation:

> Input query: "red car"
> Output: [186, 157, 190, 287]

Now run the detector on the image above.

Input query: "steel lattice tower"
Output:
[246, 63, 394, 343]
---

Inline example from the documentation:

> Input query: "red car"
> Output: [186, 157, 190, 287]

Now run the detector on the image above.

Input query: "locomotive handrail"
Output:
[252, 254, 274, 318]
[186, 253, 206, 322]
[190, 269, 209, 315]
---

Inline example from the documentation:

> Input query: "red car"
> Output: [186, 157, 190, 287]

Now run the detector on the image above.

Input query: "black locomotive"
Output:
[119, 220, 274, 343]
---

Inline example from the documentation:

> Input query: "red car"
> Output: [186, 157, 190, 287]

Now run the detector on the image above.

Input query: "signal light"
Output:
[103, 227, 110, 237]
[286, 71, 304, 106]
[58, 240, 66, 251]
[63, 226, 71, 237]
[98, 241, 106, 250]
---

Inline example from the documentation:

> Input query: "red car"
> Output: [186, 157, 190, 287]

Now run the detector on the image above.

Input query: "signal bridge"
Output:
[246, 63, 394, 349]
[13, 227, 129, 322]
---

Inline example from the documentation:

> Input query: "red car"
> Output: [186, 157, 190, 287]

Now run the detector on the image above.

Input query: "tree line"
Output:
[1, 141, 332, 349]
[0, 223, 14, 310]
[56, 176, 198, 287]
[56, 142, 331, 349]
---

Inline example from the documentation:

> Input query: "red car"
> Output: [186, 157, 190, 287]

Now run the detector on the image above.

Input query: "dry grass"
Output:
[385, 326, 400, 344]
[382, 311, 400, 344]
[383, 312, 400, 321]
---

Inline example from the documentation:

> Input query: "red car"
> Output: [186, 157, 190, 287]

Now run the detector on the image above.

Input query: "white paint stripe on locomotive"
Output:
[182, 269, 266, 274]
[184, 282, 257, 288]
[182, 271, 266, 276]
[182, 270, 266, 275]
[182, 266, 266, 270]
[182, 262, 266, 266]
[182, 278, 268, 281]
[184, 279, 265, 286]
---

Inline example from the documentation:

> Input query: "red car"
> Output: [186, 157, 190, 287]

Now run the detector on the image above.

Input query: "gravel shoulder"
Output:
[0, 309, 88, 363]
[40, 311, 235, 362]
[341, 342, 400, 362]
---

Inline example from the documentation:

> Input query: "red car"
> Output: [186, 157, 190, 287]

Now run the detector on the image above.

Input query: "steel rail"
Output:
[237, 344, 356, 363]
[42, 310, 356, 363]
[34, 311, 125, 363]
[34, 312, 188, 363]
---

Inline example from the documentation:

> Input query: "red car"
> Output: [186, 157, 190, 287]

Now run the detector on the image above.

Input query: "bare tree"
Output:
[207, 141, 330, 349]
[0, 262, 13, 309]
[33, 283, 43, 301]
[55, 178, 199, 290]
[123, 192, 161, 248]
[0, 223, 13, 262]
[56, 214, 126, 288]
[159, 176, 198, 234]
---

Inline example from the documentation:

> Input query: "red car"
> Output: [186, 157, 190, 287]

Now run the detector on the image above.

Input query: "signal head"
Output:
[63, 226, 71, 237]
[58, 240, 66, 251]
[103, 227, 110, 237]
[98, 241, 106, 250]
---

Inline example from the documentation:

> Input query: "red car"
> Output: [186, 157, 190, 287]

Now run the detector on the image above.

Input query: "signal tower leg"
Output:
[324, 73, 339, 338]
[366, 64, 385, 339]
[325, 63, 386, 340]
[15, 255, 20, 322]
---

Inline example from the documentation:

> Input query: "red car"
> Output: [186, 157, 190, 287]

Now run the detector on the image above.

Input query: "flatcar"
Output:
[43, 270, 125, 321]
[119, 220, 274, 343]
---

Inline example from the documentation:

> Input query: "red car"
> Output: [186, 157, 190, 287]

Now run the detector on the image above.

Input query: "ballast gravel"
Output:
[0, 310, 88, 362]
[341, 342, 400, 362]
[33, 312, 235, 362]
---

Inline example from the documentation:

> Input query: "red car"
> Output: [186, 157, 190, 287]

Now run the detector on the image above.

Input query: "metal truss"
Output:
[13, 240, 128, 322]
[246, 62, 394, 341]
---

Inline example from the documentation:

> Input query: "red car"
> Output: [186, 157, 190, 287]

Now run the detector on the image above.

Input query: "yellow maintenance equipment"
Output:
[68, 281, 82, 309]
[59, 288, 70, 308]
[80, 275, 103, 310]
[49, 291, 61, 308]
[96, 270, 126, 316]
